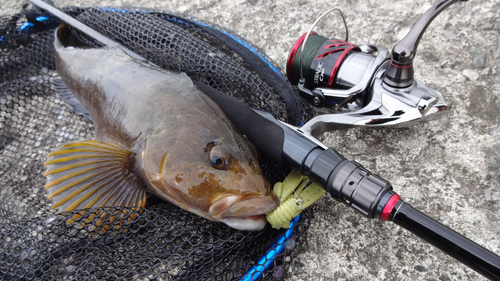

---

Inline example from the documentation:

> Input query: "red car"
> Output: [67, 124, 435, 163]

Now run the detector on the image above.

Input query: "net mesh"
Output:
[0, 4, 312, 280]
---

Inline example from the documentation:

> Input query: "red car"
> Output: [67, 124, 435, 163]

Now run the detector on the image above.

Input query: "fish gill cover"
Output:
[0, 5, 311, 280]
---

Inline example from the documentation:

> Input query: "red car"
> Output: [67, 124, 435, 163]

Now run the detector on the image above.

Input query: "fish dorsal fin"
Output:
[51, 76, 92, 121]
[44, 140, 147, 212]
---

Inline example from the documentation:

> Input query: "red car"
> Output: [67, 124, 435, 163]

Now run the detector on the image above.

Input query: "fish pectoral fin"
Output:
[43, 140, 147, 212]
[50, 75, 92, 122]
[179, 72, 194, 87]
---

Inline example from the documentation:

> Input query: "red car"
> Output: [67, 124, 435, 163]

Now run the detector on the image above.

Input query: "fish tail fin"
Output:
[50, 75, 92, 121]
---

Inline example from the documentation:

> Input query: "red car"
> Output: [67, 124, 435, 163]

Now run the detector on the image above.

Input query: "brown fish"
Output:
[44, 24, 279, 231]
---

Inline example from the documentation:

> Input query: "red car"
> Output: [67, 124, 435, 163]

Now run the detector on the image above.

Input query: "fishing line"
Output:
[298, 8, 348, 80]
[286, 8, 348, 85]
[289, 34, 328, 84]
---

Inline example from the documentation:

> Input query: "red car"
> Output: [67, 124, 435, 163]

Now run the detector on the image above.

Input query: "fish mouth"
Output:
[209, 193, 279, 230]
[220, 215, 268, 231]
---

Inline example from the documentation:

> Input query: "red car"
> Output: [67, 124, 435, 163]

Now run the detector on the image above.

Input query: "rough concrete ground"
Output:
[3, 0, 500, 280]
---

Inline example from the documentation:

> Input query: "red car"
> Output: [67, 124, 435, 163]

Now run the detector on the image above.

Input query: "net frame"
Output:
[0, 4, 312, 280]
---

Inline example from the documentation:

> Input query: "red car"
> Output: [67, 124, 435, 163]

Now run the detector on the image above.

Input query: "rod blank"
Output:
[391, 201, 500, 281]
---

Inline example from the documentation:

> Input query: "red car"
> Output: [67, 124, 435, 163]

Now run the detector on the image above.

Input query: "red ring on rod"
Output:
[381, 194, 401, 221]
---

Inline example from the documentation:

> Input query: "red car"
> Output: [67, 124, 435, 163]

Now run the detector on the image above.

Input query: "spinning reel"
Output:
[288, 0, 468, 136]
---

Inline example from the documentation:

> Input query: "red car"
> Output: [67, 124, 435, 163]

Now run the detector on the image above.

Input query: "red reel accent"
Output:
[315, 40, 358, 87]
[286, 32, 318, 82]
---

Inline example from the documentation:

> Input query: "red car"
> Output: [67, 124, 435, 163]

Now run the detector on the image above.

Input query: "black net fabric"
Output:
[0, 4, 312, 280]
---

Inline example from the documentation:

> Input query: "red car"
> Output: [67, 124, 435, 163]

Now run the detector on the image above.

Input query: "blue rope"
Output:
[239, 214, 301, 281]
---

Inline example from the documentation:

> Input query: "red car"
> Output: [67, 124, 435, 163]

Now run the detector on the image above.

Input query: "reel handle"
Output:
[383, 0, 469, 88]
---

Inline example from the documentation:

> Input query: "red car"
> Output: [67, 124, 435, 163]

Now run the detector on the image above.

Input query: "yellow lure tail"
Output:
[266, 169, 325, 229]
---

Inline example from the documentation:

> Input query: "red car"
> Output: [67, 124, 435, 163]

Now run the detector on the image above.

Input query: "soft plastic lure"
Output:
[266, 169, 325, 229]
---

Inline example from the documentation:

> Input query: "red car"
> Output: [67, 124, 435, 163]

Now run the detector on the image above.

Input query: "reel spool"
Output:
[286, 8, 382, 110]
[287, 33, 359, 89]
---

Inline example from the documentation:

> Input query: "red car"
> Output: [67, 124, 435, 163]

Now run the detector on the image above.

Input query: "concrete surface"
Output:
[3, 0, 499, 280]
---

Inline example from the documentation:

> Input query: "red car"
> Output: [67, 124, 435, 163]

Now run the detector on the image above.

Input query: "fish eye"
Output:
[207, 143, 231, 170]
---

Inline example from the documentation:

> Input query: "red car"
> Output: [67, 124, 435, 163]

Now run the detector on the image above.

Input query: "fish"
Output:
[44, 24, 279, 231]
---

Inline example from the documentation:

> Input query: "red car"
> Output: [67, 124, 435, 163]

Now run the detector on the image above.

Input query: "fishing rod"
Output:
[28, 0, 500, 279]
[195, 0, 500, 279]
[195, 82, 500, 281]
